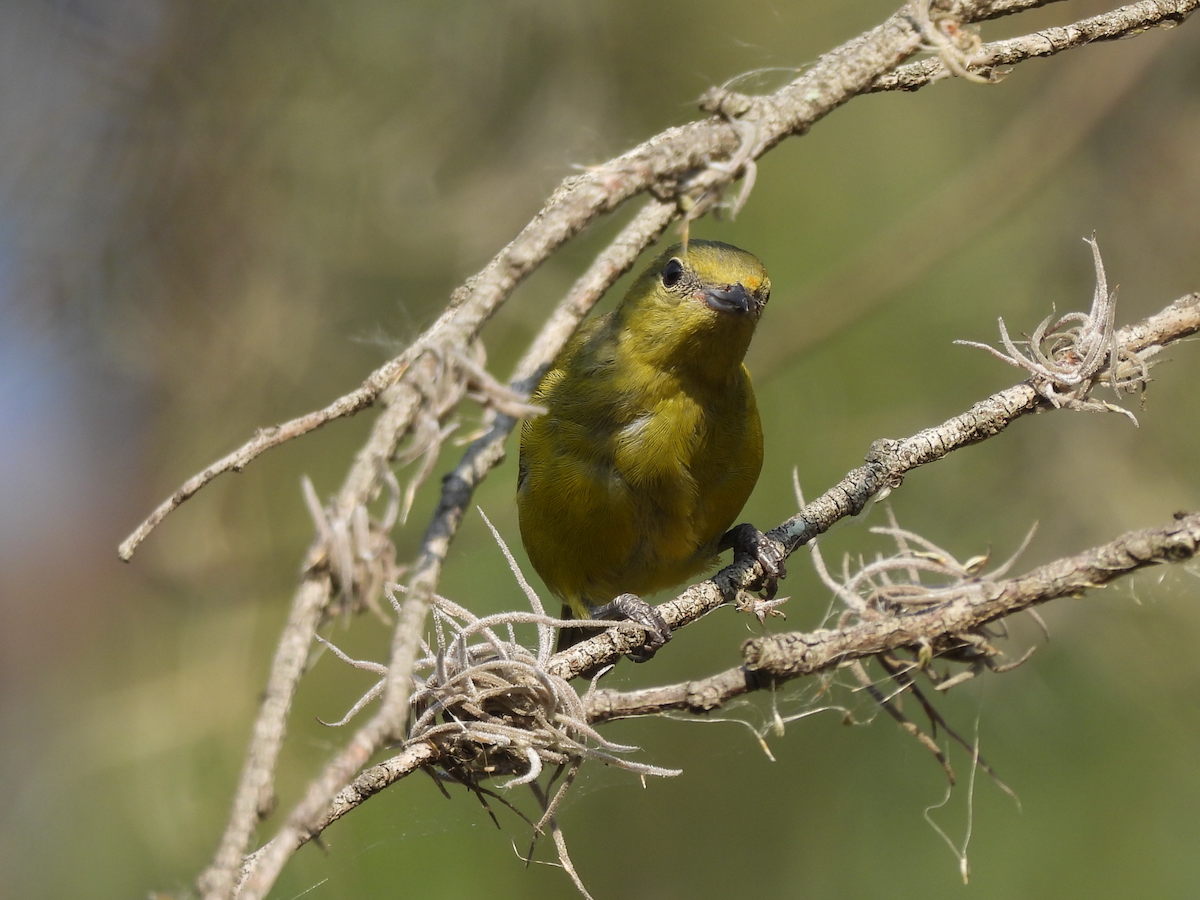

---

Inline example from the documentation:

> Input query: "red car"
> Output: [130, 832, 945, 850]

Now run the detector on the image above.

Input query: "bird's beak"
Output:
[701, 283, 754, 315]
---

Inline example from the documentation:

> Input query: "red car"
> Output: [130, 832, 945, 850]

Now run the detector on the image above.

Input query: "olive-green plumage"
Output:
[517, 240, 771, 639]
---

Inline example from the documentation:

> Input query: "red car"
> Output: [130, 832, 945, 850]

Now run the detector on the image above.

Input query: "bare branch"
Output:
[585, 512, 1200, 722]
[117, 356, 416, 561]
[235, 741, 439, 886]
[871, 0, 1199, 92]
[256, 501, 1200, 853]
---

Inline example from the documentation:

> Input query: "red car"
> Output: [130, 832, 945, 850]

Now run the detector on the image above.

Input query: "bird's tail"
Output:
[555, 602, 588, 653]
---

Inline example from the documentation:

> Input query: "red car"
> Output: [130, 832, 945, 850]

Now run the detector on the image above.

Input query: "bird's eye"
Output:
[661, 258, 685, 288]
[762, 289, 771, 305]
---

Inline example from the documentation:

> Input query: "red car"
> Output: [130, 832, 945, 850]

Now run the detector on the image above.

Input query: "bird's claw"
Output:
[594, 593, 672, 662]
[723, 523, 788, 599]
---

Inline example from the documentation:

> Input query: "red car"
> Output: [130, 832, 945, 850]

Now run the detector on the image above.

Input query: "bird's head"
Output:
[616, 240, 772, 376]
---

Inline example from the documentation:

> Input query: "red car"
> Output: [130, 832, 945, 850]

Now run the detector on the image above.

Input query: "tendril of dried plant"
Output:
[806, 503, 1037, 794]
[302, 469, 402, 622]
[956, 235, 1154, 423]
[913, 0, 996, 84]
[313, 515, 682, 895]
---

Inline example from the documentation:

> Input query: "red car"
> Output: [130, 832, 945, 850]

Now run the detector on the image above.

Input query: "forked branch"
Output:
[161, 2, 1200, 898]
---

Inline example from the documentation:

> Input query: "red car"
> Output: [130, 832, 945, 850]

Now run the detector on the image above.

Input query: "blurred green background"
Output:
[2, 0, 1199, 897]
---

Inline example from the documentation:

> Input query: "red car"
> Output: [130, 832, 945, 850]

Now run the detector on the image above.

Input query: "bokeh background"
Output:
[2, 1, 1199, 897]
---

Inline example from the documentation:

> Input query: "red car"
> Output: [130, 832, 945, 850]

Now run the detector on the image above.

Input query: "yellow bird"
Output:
[517, 240, 780, 657]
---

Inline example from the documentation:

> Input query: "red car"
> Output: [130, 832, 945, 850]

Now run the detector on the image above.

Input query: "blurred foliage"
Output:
[1, 0, 1198, 898]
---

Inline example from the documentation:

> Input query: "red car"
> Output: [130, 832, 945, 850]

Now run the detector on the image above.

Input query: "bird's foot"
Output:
[722, 523, 788, 599]
[593, 593, 671, 662]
